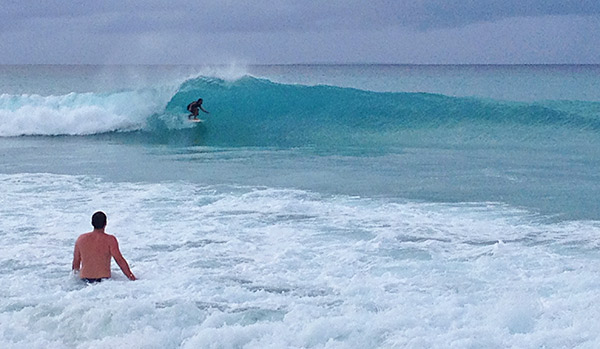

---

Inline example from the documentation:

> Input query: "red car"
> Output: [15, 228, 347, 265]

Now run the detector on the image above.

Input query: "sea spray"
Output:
[0, 88, 171, 136]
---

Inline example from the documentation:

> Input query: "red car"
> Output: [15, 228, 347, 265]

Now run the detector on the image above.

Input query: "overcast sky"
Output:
[1, 0, 599, 64]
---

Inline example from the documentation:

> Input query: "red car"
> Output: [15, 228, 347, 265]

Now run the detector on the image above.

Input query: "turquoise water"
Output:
[1, 65, 600, 347]
[1, 65, 599, 219]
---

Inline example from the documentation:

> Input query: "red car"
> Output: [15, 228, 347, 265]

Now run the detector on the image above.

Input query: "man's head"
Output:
[197, 98, 203, 103]
[91, 211, 107, 229]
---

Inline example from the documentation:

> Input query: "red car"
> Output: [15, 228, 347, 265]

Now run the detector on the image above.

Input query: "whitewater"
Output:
[1, 64, 600, 348]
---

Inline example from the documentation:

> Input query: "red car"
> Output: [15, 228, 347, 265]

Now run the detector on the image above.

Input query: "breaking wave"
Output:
[2, 76, 599, 148]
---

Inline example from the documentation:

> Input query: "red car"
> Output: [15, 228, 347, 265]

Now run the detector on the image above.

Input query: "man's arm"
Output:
[72, 239, 81, 271]
[109, 236, 136, 280]
[200, 105, 209, 114]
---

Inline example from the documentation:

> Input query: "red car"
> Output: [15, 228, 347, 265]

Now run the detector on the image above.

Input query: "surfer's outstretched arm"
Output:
[200, 106, 209, 114]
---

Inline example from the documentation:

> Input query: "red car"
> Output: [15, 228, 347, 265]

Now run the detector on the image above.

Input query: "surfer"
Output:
[187, 98, 209, 119]
[72, 211, 136, 283]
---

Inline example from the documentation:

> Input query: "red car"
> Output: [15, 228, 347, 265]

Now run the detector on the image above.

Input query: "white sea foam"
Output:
[0, 87, 173, 137]
[0, 64, 251, 137]
[1, 173, 600, 348]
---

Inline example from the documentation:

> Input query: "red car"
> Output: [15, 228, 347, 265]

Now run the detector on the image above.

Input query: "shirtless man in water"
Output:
[72, 211, 136, 282]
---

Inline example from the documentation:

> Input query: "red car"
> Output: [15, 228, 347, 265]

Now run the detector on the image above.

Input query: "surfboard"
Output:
[188, 119, 204, 123]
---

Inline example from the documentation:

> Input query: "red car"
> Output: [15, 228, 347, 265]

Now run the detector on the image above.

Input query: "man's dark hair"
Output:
[91, 211, 107, 229]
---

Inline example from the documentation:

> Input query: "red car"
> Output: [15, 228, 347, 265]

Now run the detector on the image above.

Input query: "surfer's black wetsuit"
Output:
[187, 99, 208, 119]
[187, 102, 200, 116]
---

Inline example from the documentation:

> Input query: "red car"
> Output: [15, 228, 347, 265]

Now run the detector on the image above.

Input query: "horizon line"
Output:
[1, 62, 599, 67]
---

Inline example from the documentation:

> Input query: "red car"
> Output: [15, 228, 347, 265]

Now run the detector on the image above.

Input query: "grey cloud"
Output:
[3, 0, 600, 35]
[418, 0, 600, 28]
[1, 0, 598, 64]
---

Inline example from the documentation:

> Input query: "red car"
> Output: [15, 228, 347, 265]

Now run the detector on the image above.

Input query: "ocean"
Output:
[1, 64, 600, 348]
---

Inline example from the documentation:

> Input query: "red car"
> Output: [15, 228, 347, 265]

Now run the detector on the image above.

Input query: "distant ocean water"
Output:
[1, 64, 600, 348]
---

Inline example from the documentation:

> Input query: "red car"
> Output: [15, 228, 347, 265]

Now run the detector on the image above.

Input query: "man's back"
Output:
[75, 231, 114, 279]
[72, 211, 136, 281]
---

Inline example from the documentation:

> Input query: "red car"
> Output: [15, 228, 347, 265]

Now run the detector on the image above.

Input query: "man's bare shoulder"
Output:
[103, 233, 119, 244]
[76, 231, 94, 241]
[77, 231, 117, 243]
[95, 232, 118, 243]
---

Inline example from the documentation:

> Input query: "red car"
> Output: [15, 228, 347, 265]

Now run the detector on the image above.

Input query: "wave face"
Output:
[162, 76, 600, 147]
[2, 75, 600, 146]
